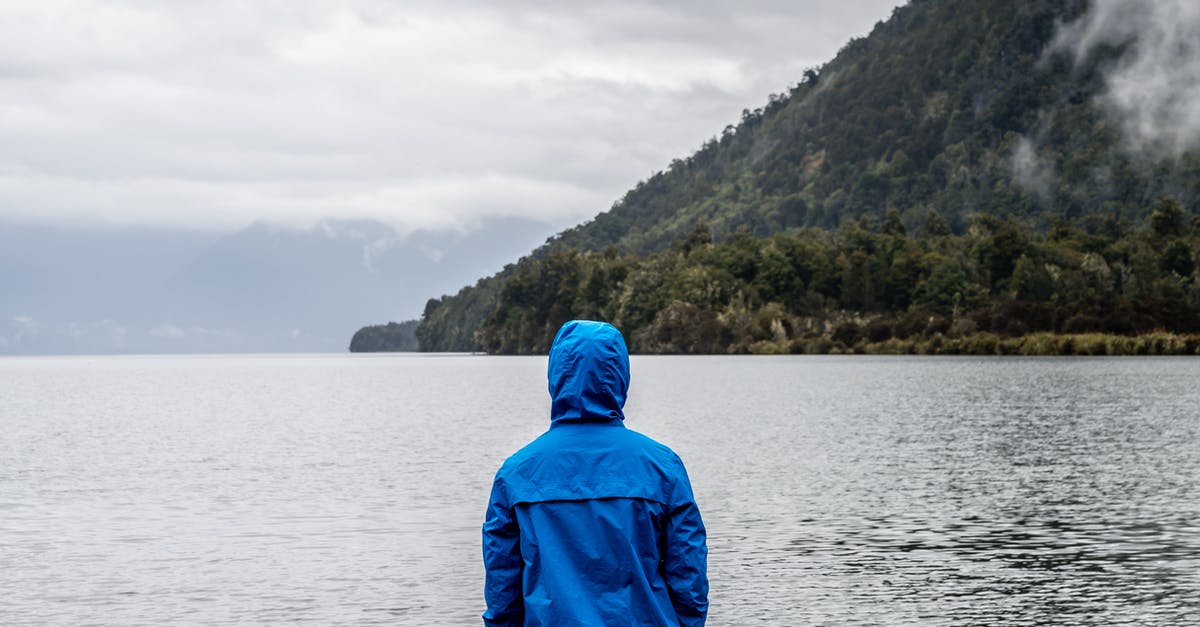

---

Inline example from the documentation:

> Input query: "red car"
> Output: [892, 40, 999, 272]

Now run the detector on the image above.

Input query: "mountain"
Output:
[417, 0, 1200, 352]
[0, 217, 555, 354]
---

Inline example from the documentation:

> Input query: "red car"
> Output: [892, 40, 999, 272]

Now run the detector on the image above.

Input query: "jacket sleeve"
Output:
[482, 473, 523, 627]
[663, 463, 709, 626]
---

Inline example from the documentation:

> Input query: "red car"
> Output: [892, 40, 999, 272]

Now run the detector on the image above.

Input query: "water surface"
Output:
[1, 355, 1197, 625]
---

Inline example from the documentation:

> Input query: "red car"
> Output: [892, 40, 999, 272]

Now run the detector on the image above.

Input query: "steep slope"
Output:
[418, 0, 1200, 352]
[547, 0, 1105, 253]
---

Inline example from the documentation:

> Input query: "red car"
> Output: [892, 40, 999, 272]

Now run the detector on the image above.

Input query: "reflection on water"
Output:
[1, 355, 1198, 625]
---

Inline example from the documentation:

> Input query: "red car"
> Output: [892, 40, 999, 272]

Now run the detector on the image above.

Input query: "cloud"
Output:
[1051, 0, 1200, 158]
[1010, 135, 1057, 200]
[0, 170, 606, 234]
[149, 322, 235, 339]
[0, 0, 901, 232]
[1, 315, 135, 351]
[148, 322, 186, 339]
[63, 319, 127, 349]
[8, 314, 39, 343]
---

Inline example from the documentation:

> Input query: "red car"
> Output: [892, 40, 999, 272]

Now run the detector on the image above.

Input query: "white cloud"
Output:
[149, 322, 186, 338]
[9, 314, 39, 343]
[149, 322, 236, 339]
[0, 0, 902, 232]
[1052, 0, 1200, 158]
[1011, 136, 1057, 200]
[66, 319, 127, 346]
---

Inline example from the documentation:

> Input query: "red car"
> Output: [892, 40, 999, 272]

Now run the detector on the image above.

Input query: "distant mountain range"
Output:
[0, 217, 555, 354]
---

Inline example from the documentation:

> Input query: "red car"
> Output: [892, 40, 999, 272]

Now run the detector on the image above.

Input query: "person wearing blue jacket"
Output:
[482, 320, 709, 626]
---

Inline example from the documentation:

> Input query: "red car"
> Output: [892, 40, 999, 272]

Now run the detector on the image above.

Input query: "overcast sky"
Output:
[1, 0, 904, 235]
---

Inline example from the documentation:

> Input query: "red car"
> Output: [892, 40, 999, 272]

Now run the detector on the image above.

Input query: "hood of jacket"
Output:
[548, 320, 630, 424]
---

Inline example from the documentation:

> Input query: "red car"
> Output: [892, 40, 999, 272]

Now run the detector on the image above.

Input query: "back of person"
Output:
[482, 320, 708, 626]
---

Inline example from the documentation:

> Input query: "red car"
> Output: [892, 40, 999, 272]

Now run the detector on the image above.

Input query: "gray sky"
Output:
[1, 0, 904, 235]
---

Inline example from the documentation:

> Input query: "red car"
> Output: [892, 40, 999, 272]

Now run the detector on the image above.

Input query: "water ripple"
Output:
[1, 354, 1197, 624]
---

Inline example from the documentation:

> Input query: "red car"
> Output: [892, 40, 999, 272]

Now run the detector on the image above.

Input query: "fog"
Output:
[1052, 0, 1200, 158]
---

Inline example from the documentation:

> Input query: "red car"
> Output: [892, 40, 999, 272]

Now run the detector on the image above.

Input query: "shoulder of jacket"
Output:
[622, 428, 687, 469]
[496, 431, 554, 473]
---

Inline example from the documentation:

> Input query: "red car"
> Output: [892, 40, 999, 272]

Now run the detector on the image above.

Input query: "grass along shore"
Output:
[748, 332, 1200, 356]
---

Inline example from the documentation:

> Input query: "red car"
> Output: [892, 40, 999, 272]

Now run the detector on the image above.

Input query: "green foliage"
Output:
[416, 272, 510, 352]
[475, 249, 633, 354]
[1150, 197, 1188, 239]
[924, 209, 952, 237]
[875, 332, 1200, 356]
[418, 206, 1200, 354]
[1161, 241, 1195, 278]
[349, 320, 420, 352]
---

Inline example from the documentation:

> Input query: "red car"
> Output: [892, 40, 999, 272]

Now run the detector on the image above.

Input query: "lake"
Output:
[1, 354, 1198, 625]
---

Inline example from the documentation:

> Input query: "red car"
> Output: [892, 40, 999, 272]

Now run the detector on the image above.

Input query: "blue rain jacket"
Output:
[483, 320, 708, 626]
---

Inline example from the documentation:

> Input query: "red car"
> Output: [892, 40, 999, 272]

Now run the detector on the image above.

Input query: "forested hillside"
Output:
[414, 0, 1200, 353]
[349, 320, 419, 352]
[476, 204, 1200, 354]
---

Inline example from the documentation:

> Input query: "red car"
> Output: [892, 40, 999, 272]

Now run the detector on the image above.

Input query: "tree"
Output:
[1161, 241, 1195, 278]
[1150, 197, 1187, 239]
[881, 207, 907, 236]
[1011, 255, 1054, 301]
[678, 221, 713, 256]
[925, 209, 952, 237]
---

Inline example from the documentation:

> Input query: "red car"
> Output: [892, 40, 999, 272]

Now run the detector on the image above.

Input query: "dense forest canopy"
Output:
[402, 0, 1200, 354]
[469, 205, 1200, 355]
[349, 320, 420, 352]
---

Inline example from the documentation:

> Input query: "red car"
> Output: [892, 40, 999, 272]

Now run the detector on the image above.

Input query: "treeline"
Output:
[349, 320, 419, 352]
[429, 199, 1200, 354]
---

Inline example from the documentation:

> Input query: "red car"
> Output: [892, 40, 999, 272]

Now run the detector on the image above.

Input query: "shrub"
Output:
[831, 321, 863, 345]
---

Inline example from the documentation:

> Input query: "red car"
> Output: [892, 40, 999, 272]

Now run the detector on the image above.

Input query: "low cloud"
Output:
[1010, 135, 1057, 200]
[149, 322, 235, 340]
[1051, 0, 1200, 159]
[8, 314, 39, 344]
[66, 320, 127, 346]
[149, 322, 186, 339]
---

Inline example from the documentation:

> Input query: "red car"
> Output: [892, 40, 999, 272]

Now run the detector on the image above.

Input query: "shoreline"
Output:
[749, 331, 1200, 356]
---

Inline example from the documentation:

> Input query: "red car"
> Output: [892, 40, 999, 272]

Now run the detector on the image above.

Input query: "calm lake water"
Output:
[1, 354, 1198, 625]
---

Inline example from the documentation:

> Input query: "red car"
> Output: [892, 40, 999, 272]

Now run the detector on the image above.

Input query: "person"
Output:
[482, 320, 708, 626]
